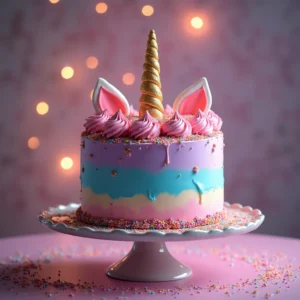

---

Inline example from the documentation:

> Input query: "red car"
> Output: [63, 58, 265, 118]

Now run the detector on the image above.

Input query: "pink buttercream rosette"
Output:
[84, 110, 110, 134]
[207, 109, 223, 131]
[161, 111, 192, 137]
[129, 111, 160, 139]
[189, 109, 213, 136]
[103, 110, 131, 138]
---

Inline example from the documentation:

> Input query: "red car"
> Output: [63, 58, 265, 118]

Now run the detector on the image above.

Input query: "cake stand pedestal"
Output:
[107, 241, 191, 281]
[38, 202, 264, 282]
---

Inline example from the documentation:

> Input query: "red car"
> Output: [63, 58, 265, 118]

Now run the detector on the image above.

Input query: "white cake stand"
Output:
[38, 202, 264, 282]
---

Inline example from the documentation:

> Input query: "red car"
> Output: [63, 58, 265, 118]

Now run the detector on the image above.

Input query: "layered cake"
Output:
[77, 30, 225, 229]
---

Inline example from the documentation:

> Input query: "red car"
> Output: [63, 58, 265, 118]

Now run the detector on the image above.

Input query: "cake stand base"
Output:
[39, 202, 265, 282]
[106, 241, 191, 281]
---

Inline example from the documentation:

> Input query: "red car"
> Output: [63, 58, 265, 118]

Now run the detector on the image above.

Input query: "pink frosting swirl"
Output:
[207, 109, 223, 131]
[103, 110, 131, 138]
[129, 105, 139, 117]
[84, 110, 110, 134]
[164, 104, 174, 117]
[189, 109, 213, 136]
[161, 111, 192, 137]
[129, 111, 160, 139]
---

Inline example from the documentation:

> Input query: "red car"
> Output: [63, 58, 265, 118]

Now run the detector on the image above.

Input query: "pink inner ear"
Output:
[178, 88, 207, 115]
[98, 86, 127, 115]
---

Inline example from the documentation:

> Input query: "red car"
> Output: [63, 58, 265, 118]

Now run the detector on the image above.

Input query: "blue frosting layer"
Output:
[81, 163, 224, 201]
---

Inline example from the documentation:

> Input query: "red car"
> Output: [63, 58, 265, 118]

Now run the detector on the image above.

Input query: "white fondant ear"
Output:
[173, 77, 212, 115]
[92, 78, 130, 116]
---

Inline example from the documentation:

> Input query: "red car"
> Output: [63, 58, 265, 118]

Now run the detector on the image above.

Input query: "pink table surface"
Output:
[0, 233, 299, 300]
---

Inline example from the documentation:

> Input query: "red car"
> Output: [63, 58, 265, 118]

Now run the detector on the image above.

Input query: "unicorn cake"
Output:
[77, 30, 225, 229]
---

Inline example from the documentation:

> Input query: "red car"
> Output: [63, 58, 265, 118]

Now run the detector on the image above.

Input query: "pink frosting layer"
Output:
[84, 110, 110, 134]
[81, 197, 224, 221]
[161, 111, 192, 137]
[103, 110, 131, 138]
[129, 105, 139, 117]
[129, 111, 160, 139]
[164, 104, 174, 117]
[189, 109, 213, 136]
[207, 109, 223, 131]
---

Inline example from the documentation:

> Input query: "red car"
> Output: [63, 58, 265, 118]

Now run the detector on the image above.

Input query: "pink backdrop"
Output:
[0, 0, 299, 238]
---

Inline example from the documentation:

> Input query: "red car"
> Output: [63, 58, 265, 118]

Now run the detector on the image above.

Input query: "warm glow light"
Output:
[28, 137, 40, 150]
[61, 66, 74, 79]
[61, 157, 74, 170]
[86, 56, 99, 69]
[142, 5, 154, 16]
[49, 0, 59, 3]
[95, 2, 108, 14]
[191, 17, 204, 29]
[90, 89, 94, 100]
[36, 102, 49, 115]
[122, 73, 135, 85]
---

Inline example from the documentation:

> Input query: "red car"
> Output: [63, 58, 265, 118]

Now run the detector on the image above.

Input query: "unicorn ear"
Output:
[173, 77, 212, 115]
[92, 78, 130, 116]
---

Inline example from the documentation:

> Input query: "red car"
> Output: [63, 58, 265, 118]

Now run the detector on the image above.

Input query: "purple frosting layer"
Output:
[81, 133, 223, 173]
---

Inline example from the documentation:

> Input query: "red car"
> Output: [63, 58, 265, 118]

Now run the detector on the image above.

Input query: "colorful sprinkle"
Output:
[1, 242, 298, 298]
[75, 207, 226, 229]
[193, 166, 199, 174]
[124, 148, 132, 157]
[81, 140, 85, 149]
[82, 131, 223, 146]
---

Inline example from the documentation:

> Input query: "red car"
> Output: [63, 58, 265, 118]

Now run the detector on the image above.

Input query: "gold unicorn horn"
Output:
[139, 29, 164, 119]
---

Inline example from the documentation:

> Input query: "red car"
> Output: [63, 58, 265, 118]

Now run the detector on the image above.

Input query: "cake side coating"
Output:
[79, 133, 224, 227]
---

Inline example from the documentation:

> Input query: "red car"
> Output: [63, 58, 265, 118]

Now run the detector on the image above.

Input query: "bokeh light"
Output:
[36, 102, 49, 115]
[142, 5, 154, 16]
[27, 137, 40, 150]
[61, 157, 74, 170]
[61, 66, 74, 79]
[90, 89, 94, 100]
[191, 17, 204, 29]
[49, 0, 59, 3]
[86, 56, 99, 69]
[95, 2, 108, 14]
[122, 73, 135, 85]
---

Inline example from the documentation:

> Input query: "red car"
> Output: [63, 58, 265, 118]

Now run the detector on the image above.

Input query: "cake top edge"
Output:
[81, 130, 223, 145]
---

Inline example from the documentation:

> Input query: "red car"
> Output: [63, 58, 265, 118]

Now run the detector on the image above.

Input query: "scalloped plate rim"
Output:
[38, 202, 265, 240]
